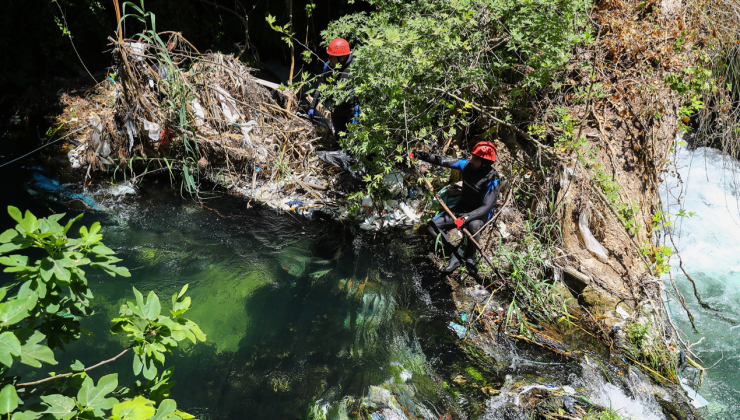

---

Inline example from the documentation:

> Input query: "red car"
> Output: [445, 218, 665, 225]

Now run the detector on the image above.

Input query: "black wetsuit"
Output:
[311, 54, 358, 134]
[416, 152, 501, 266]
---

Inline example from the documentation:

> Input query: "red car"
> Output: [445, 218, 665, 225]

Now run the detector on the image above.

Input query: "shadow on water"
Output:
[0, 139, 472, 419]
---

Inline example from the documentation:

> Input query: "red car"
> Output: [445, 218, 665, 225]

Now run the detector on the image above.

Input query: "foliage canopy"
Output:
[312, 0, 592, 194]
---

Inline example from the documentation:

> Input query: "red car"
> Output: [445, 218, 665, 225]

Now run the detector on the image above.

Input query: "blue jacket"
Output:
[418, 153, 500, 221]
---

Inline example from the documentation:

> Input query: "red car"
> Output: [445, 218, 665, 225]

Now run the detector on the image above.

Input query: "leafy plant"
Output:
[268, 0, 592, 199]
[492, 212, 571, 333]
[0, 207, 204, 419]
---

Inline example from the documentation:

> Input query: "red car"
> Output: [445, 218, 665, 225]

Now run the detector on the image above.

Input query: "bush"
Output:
[0, 207, 204, 420]
[316, 0, 592, 195]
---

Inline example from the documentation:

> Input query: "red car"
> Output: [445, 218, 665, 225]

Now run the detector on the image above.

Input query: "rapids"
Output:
[663, 143, 740, 418]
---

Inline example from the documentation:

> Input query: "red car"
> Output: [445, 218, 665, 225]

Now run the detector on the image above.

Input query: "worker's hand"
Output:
[454, 217, 465, 229]
[413, 151, 430, 162]
[308, 108, 315, 122]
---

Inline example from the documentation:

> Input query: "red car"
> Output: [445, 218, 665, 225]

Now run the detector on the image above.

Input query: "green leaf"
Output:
[142, 355, 158, 380]
[0, 384, 18, 415]
[0, 331, 22, 367]
[133, 352, 144, 376]
[0, 296, 37, 327]
[142, 291, 161, 321]
[150, 400, 177, 420]
[111, 396, 155, 420]
[7, 207, 22, 224]
[177, 284, 188, 299]
[15, 329, 57, 367]
[11, 411, 41, 420]
[185, 320, 206, 342]
[41, 394, 76, 419]
[40, 256, 72, 283]
[0, 229, 18, 243]
[91, 245, 115, 255]
[78, 374, 119, 414]
[63, 213, 83, 235]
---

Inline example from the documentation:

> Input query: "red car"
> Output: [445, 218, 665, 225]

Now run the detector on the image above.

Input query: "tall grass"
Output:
[493, 211, 571, 335]
[120, 1, 200, 194]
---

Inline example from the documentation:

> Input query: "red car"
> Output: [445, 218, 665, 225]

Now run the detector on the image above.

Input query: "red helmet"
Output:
[327, 38, 351, 56]
[471, 141, 497, 161]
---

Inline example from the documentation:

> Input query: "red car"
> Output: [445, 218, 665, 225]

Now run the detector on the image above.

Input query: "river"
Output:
[0, 141, 490, 419]
[0, 128, 714, 419]
[663, 143, 740, 418]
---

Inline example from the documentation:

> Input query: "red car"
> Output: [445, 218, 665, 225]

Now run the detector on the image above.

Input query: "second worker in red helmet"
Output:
[309, 38, 360, 136]
[412, 141, 500, 275]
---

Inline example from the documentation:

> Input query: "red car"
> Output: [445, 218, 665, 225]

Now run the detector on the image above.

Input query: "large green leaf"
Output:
[78, 222, 103, 246]
[141, 291, 161, 321]
[41, 394, 76, 419]
[142, 354, 158, 380]
[133, 352, 144, 376]
[63, 213, 83, 235]
[0, 229, 18, 243]
[40, 255, 72, 283]
[111, 396, 155, 420]
[0, 384, 18, 415]
[78, 374, 119, 415]
[11, 411, 42, 420]
[0, 296, 37, 327]
[0, 331, 22, 367]
[150, 399, 178, 420]
[15, 329, 57, 367]
[7, 207, 22, 224]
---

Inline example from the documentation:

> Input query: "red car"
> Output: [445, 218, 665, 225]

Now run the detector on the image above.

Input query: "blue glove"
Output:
[308, 108, 315, 122]
[352, 105, 361, 124]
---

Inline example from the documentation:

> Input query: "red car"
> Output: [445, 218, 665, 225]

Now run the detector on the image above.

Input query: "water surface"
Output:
[663, 145, 740, 418]
[0, 161, 474, 419]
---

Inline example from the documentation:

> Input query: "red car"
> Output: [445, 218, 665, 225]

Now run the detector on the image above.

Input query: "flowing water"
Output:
[663, 144, 740, 419]
[0, 128, 711, 419]
[0, 157, 481, 419]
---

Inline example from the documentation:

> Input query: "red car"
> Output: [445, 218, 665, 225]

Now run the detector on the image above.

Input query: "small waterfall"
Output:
[663, 143, 740, 418]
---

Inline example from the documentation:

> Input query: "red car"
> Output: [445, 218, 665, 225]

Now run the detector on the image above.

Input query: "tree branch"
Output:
[18, 348, 130, 387]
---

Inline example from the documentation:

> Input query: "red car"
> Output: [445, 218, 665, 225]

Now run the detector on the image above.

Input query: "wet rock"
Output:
[561, 396, 577, 414]
[579, 284, 620, 313]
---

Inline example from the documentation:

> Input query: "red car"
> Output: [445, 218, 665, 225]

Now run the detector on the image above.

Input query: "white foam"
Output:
[598, 383, 665, 420]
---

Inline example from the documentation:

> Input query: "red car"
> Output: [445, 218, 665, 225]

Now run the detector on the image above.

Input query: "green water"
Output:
[3, 167, 475, 419]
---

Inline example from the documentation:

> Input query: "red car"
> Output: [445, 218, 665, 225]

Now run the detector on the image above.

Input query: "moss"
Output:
[178, 267, 273, 353]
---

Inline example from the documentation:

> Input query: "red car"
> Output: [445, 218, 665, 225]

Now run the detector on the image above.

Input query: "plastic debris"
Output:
[382, 170, 405, 196]
[142, 119, 161, 141]
[578, 211, 609, 262]
[681, 381, 709, 408]
[192, 99, 205, 125]
[449, 322, 466, 338]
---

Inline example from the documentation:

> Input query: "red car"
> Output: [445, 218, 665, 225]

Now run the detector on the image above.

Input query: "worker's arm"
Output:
[310, 64, 330, 111]
[460, 178, 500, 222]
[414, 152, 468, 170]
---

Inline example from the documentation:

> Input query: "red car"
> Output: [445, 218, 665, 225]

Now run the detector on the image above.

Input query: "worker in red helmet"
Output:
[308, 38, 360, 136]
[412, 141, 500, 275]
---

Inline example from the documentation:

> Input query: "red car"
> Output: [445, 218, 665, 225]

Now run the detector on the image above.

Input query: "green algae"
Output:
[184, 267, 273, 353]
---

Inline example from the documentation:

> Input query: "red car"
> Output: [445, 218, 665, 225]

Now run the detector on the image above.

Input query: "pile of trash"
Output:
[62, 34, 318, 172]
[56, 33, 426, 230]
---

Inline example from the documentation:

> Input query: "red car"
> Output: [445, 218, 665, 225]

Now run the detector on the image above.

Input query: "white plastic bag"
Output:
[142, 120, 161, 141]
[578, 211, 609, 262]
[192, 99, 205, 125]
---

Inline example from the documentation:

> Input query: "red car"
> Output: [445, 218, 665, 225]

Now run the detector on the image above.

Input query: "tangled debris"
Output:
[57, 34, 424, 229]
